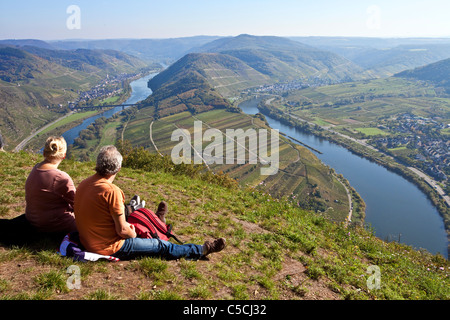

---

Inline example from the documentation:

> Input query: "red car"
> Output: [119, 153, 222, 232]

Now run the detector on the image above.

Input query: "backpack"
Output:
[127, 208, 183, 244]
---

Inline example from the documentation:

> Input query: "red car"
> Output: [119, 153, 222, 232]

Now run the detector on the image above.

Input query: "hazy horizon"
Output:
[3, 34, 450, 42]
[1, 0, 450, 41]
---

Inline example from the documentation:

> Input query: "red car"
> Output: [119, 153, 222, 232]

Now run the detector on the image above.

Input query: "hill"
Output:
[49, 36, 222, 63]
[0, 150, 448, 300]
[0, 39, 55, 50]
[289, 37, 450, 77]
[20, 46, 147, 74]
[144, 53, 238, 117]
[193, 34, 366, 83]
[148, 52, 271, 99]
[0, 45, 150, 149]
[351, 45, 450, 77]
[395, 58, 450, 92]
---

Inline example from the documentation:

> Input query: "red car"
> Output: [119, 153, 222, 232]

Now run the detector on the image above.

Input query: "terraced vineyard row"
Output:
[123, 108, 353, 223]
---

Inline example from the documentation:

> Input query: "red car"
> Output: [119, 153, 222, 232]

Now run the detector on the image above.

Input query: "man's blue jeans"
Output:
[112, 237, 204, 260]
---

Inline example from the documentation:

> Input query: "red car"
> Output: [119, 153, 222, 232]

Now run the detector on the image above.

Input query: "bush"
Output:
[116, 140, 238, 189]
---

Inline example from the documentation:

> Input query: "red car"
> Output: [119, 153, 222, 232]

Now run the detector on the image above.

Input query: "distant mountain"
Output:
[192, 34, 365, 82]
[395, 58, 450, 92]
[0, 39, 55, 50]
[289, 37, 450, 77]
[50, 36, 221, 63]
[290, 36, 450, 50]
[351, 45, 450, 76]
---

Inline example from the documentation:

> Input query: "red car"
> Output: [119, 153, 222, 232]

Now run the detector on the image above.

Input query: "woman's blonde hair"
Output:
[43, 136, 67, 161]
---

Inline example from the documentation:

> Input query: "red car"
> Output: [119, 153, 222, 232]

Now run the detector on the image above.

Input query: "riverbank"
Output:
[253, 96, 449, 257]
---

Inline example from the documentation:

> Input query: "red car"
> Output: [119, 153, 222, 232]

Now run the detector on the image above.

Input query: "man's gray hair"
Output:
[95, 145, 123, 176]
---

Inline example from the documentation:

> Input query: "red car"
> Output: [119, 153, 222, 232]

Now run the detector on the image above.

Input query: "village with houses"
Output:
[371, 113, 449, 185]
[67, 72, 144, 109]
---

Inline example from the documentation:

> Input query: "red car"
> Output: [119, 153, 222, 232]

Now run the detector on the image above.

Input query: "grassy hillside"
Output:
[0, 151, 448, 300]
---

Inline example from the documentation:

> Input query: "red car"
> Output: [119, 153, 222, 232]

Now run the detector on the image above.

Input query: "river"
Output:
[239, 98, 448, 258]
[62, 73, 158, 146]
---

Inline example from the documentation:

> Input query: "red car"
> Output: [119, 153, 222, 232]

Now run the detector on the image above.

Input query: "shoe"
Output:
[202, 238, 226, 257]
[130, 195, 140, 207]
[156, 201, 168, 224]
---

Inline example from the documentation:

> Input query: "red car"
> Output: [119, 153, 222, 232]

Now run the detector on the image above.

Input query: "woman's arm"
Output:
[55, 172, 76, 207]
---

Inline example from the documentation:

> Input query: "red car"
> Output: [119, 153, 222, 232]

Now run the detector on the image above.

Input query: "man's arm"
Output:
[107, 183, 137, 239]
[112, 213, 137, 239]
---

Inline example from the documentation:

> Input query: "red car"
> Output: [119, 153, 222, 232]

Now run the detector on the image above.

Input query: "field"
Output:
[354, 128, 389, 136]
[284, 78, 450, 130]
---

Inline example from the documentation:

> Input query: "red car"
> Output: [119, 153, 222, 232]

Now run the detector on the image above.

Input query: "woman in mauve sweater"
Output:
[25, 136, 77, 234]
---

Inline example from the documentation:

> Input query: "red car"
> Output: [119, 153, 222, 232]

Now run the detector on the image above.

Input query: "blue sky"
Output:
[1, 0, 449, 40]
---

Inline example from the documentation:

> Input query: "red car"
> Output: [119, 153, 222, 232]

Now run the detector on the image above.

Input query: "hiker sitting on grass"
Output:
[74, 145, 226, 261]
[25, 136, 77, 234]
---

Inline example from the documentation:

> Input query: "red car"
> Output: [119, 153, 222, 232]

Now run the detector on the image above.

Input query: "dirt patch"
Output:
[231, 217, 269, 234]
[343, 118, 362, 124]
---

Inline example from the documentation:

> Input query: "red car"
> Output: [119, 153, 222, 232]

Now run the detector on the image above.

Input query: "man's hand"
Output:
[128, 223, 137, 238]
[113, 213, 137, 239]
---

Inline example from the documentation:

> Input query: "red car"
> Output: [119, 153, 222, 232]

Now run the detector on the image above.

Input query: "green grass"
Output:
[389, 146, 408, 151]
[355, 127, 389, 136]
[0, 151, 448, 300]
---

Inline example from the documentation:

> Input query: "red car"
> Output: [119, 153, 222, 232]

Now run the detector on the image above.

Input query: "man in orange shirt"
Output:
[74, 145, 225, 260]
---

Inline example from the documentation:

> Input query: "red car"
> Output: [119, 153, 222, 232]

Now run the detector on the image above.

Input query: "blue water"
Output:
[62, 73, 157, 146]
[239, 98, 448, 258]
